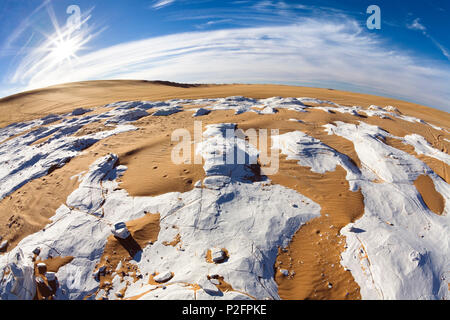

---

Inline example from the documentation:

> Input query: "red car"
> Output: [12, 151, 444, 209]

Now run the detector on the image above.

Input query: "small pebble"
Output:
[280, 269, 289, 277]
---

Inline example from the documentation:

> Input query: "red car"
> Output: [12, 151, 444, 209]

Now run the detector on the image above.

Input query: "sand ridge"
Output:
[1, 80, 449, 130]
[271, 162, 363, 300]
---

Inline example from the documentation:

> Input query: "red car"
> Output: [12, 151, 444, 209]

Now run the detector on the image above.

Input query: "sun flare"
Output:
[49, 35, 81, 63]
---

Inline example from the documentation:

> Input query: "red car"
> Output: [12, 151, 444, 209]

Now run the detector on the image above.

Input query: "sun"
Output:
[44, 9, 93, 65]
[49, 34, 82, 63]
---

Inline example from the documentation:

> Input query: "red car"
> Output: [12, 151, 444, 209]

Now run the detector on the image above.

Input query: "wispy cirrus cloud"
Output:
[1, 0, 51, 57]
[151, 0, 176, 10]
[7, 15, 450, 112]
[407, 17, 450, 60]
[195, 19, 233, 29]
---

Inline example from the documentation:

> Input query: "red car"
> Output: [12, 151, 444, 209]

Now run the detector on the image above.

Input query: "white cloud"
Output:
[407, 18, 450, 62]
[151, 0, 176, 10]
[253, 1, 311, 11]
[407, 18, 426, 32]
[431, 39, 450, 60]
[195, 19, 233, 29]
[7, 17, 450, 112]
[1, 0, 51, 56]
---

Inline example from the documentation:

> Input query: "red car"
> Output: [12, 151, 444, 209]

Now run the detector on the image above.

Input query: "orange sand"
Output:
[92, 213, 160, 298]
[414, 175, 445, 215]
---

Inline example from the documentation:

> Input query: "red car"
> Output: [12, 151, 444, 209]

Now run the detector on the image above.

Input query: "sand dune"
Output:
[1, 80, 449, 130]
[0, 81, 448, 300]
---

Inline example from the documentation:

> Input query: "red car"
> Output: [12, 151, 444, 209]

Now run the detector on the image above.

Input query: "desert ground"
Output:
[0, 81, 448, 300]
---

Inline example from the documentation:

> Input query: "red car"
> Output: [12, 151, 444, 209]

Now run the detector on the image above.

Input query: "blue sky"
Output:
[0, 0, 449, 111]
